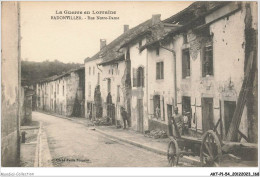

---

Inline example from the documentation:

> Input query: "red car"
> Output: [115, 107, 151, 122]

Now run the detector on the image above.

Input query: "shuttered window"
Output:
[156, 62, 164, 80]
[182, 49, 191, 78]
[137, 67, 144, 87]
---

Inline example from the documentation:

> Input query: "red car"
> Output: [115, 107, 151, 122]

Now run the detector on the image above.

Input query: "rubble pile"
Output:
[92, 117, 111, 126]
[144, 129, 168, 139]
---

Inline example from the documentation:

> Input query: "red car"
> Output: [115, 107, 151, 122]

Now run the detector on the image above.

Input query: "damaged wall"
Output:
[147, 41, 175, 134]
[85, 58, 102, 118]
[170, 2, 256, 141]
[66, 72, 80, 117]
[129, 38, 148, 132]
[1, 1, 21, 167]
[100, 61, 125, 124]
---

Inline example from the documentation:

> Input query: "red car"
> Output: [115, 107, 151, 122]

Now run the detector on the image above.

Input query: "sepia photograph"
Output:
[1, 0, 259, 176]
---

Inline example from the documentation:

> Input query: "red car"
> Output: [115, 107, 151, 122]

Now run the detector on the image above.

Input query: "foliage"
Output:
[21, 60, 81, 85]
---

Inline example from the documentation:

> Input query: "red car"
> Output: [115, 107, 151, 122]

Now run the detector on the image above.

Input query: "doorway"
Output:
[201, 97, 214, 132]
[107, 93, 115, 124]
[137, 99, 144, 133]
[224, 101, 236, 135]
[182, 96, 191, 128]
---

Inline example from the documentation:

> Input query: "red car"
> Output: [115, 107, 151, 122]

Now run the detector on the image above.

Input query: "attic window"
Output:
[156, 47, 160, 56]
[139, 40, 142, 48]
[183, 33, 188, 44]
[139, 40, 142, 53]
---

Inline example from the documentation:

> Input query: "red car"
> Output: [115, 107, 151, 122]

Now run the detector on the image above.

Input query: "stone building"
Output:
[36, 67, 85, 117]
[1, 2, 21, 167]
[140, 1, 258, 142]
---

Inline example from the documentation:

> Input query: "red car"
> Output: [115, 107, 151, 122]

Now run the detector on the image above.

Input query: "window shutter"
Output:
[133, 68, 137, 87]
[142, 68, 145, 87]
[161, 62, 164, 79]
[150, 95, 154, 117]
[162, 96, 165, 121]
[156, 63, 159, 79]
[201, 45, 206, 77]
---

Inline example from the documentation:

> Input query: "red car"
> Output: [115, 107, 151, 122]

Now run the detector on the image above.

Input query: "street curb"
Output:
[35, 111, 200, 165]
[93, 128, 200, 165]
[34, 122, 42, 167]
[94, 128, 167, 156]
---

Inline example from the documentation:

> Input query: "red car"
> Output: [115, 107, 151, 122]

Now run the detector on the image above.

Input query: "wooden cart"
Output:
[167, 127, 257, 167]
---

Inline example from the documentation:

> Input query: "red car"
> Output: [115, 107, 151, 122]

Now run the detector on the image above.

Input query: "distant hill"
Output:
[21, 60, 82, 85]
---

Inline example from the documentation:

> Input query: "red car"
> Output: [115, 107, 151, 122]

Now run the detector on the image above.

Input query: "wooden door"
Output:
[137, 99, 144, 133]
[202, 98, 214, 132]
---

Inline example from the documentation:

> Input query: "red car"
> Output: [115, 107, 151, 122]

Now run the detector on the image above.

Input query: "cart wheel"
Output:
[200, 130, 222, 167]
[167, 138, 179, 167]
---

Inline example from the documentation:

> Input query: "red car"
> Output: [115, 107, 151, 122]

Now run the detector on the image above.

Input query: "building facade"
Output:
[36, 67, 85, 117]
[143, 1, 258, 142]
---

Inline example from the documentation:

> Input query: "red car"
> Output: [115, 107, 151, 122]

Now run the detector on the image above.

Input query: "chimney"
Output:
[152, 14, 161, 25]
[124, 25, 129, 33]
[100, 39, 106, 50]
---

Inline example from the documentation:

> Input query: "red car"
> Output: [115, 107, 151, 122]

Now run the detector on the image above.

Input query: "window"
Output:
[202, 44, 213, 77]
[88, 84, 91, 97]
[156, 47, 160, 56]
[89, 67, 91, 75]
[156, 62, 164, 80]
[182, 49, 191, 78]
[98, 73, 100, 85]
[139, 40, 142, 48]
[153, 95, 160, 119]
[183, 33, 188, 44]
[126, 48, 130, 60]
[57, 84, 59, 94]
[137, 67, 144, 87]
[139, 40, 142, 53]
[93, 66, 95, 75]
[107, 79, 111, 93]
[117, 85, 120, 102]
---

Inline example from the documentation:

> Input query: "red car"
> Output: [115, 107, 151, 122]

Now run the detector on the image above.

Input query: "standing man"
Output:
[183, 111, 189, 135]
[120, 106, 128, 129]
[172, 107, 183, 136]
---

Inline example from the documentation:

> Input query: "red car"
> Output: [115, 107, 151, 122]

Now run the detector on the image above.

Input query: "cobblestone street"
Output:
[33, 112, 197, 167]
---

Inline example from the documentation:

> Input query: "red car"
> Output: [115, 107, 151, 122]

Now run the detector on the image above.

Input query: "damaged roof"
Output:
[85, 2, 231, 65]
[141, 1, 232, 50]
[86, 17, 159, 66]
[164, 1, 230, 25]
[37, 65, 84, 84]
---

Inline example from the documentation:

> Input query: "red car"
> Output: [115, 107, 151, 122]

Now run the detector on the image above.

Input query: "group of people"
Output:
[170, 106, 191, 136]
[120, 105, 191, 134]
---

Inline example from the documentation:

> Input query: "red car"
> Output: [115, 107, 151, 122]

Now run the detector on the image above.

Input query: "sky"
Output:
[20, 1, 193, 64]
